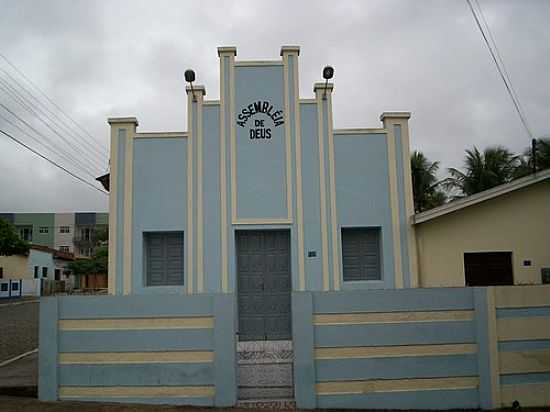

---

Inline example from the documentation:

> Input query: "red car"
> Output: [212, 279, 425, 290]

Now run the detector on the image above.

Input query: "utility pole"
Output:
[532, 138, 538, 173]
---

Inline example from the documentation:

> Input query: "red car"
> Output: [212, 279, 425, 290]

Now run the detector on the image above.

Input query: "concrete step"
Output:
[237, 398, 296, 409]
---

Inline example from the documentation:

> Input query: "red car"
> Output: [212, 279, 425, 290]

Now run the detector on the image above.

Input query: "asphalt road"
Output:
[0, 300, 39, 363]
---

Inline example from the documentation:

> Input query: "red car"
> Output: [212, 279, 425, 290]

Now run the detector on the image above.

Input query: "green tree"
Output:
[410, 151, 447, 212]
[68, 246, 108, 276]
[445, 146, 518, 197]
[0, 218, 30, 256]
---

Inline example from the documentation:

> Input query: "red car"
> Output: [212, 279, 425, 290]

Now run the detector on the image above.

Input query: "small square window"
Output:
[11, 282, 19, 291]
[59, 246, 70, 253]
[341, 227, 382, 282]
[59, 226, 70, 234]
[39, 226, 49, 234]
[144, 231, 184, 286]
[1, 283, 8, 292]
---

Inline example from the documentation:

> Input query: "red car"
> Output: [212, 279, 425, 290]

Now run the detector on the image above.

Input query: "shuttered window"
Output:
[341, 227, 381, 281]
[144, 232, 184, 286]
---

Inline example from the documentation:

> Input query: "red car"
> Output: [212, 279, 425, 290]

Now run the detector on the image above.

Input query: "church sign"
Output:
[236, 100, 284, 140]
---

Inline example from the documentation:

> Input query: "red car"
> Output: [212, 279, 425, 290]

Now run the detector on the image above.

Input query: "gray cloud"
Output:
[0, 0, 548, 211]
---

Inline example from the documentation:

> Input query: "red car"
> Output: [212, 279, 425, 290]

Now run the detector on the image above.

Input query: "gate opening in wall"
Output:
[235, 230, 294, 402]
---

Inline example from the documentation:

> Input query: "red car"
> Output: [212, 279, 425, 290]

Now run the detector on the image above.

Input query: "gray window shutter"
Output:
[342, 228, 381, 281]
[145, 232, 184, 286]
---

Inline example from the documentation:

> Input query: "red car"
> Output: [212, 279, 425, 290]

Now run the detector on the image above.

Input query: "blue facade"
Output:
[108, 46, 416, 296]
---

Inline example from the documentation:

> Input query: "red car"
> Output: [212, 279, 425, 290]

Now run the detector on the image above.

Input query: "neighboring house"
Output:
[0, 244, 74, 281]
[0, 212, 107, 257]
[415, 169, 550, 287]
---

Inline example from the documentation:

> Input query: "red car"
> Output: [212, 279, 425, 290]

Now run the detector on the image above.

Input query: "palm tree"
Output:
[514, 138, 550, 179]
[445, 146, 518, 197]
[410, 151, 446, 212]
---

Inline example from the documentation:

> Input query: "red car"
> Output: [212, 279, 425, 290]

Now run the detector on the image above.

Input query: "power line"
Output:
[0, 128, 108, 196]
[0, 110, 100, 181]
[0, 102, 101, 179]
[0, 76, 106, 172]
[466, 0, 534, 139]
[0, 53, 109, 158]
[0, 80, 105, 174]
[0, 69, 108, 165]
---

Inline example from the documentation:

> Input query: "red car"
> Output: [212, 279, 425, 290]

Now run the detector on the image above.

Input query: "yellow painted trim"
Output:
[219, 55, 229, 293]
[234, 60, 283, 66]
[501, 382, 550, 407]
[59, 317, 214, 331]
[500, 349, 550, 374]
[316, 91, 330, 291]
[386, 126, 404, 288]
[134, 132, 187, 139]
[186, 92, 194, 295]
[108, 126, 118, 295]
[315, 344, 477, 359]
[197, 96, 204, 293]
[233, 218, 293, 225]
[282, 54, 294, 222]
[334, 128, 388, 135]
[316, 377, 479, 395]
[230, 56, 293, 224]
[497, 316, 550, 341]
[59, 386, 215, 399]
[59, 351, 214, 364]
[486, 287, 501, 406]
[122, 127, 134, 295]
[293, 53, 306, 291]
[495, 285, 550, 308]
[399, 122, 419, 288]
[327, 93, 340, 291]
[313, 310, 474, 325]
[230, 54, 237, 224]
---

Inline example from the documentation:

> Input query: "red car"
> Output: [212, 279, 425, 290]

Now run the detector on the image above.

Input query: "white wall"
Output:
[54, 213, 75, 253]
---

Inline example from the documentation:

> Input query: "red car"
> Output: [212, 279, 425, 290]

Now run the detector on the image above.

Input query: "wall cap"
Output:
[217, 46, 237, 56]
[280, 45, 300, 56]
[313, 82, 334, 93]
[380, 112, 411, 121]
[186, 85, 206, 95]
[107, 117, 138, 126]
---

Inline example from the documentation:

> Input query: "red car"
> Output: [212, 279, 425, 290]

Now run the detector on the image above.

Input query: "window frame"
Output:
[340, 226, 383, 286]
[39, 226, 49, 234]
[59, 226, 70, 234]
[143, 231, 185, 288]
[42, 267, 48, 278]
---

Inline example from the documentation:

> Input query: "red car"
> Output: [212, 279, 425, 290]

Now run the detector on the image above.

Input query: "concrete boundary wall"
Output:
[293, 286, 550, 409]
[39, 294, 237, 406]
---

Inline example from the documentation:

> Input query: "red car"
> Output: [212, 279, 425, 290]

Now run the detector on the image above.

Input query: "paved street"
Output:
[0, 300, 38, 363]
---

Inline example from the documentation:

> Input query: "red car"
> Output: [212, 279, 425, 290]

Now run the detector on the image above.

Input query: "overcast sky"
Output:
[0, 0, 548, 213]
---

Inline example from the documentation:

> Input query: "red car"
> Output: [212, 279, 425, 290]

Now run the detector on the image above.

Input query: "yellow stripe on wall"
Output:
[59, 351, 214, 364]
[316, 377, 479, 395]
[59, 317, 214, 331]
[497, 317, 550, 341]
[313, 310, 474, 325]
[315, 344, 477, 360]
[59, 386, 215, 398]
[499, 349, 550, 374]
[501, 383, 550, 407]
[495, 285, 550, 309]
